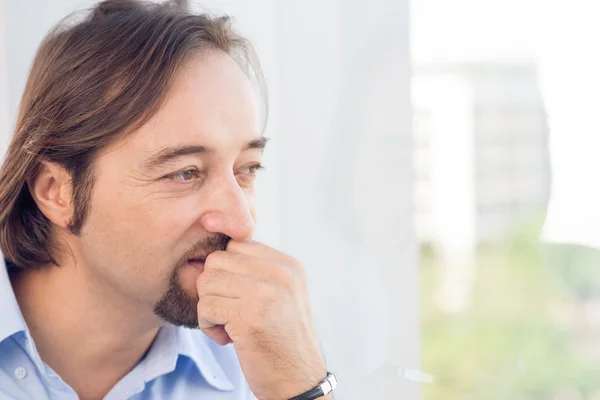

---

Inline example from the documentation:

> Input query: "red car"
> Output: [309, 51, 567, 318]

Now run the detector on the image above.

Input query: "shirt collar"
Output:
[0, 256, 27, 343]
[175, 326, 235, 391]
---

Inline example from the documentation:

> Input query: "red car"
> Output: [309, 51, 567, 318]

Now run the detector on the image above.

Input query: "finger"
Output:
[204, 250, 277, 278]
[196, 268, 262, 298]
[226, 240, 287, 260]
[226, 241, 304, 277]
[201, 325, 232, 346]
[204, 250, 300, 286]
[201, 251, 306, 285]
[197, 295, 238, 327]
[197, 296, 238, 346]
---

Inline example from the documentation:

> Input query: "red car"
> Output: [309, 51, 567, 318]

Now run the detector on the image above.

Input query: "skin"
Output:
[10, 51, 329, 400]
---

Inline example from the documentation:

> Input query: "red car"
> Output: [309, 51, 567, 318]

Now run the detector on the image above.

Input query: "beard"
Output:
[153, 233, 230, 328]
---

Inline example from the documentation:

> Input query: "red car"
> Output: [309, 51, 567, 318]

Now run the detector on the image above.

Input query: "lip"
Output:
[187, 258, 206, 271]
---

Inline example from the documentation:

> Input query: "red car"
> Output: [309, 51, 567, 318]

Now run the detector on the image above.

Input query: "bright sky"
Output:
[412, 0, 600, 248]
[411, 0, 540, 64]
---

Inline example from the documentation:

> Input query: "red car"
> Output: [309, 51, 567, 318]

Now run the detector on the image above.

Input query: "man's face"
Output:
[73, 51, 263, 328]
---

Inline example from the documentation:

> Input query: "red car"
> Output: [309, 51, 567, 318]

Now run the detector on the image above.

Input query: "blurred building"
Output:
[413, 62, 550, 248]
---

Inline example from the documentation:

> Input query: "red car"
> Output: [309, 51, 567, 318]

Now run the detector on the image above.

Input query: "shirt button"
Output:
[14, 367, 27, 379]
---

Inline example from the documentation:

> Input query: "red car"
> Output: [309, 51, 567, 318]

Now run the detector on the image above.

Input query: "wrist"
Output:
[287, 371, 337, 400]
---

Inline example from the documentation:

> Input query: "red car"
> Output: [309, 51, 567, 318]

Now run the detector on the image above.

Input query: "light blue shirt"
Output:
[0, 258, 257, 400]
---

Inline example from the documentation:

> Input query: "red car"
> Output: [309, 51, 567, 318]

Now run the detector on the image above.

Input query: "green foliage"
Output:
[421, 225, 600, 399]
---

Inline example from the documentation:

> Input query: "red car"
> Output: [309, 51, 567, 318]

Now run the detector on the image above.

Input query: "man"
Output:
[0, 0, 336, 399]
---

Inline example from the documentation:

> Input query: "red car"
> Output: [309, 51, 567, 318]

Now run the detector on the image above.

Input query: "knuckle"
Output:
[206, 250, 244, 268]
[205, 250, 227, 267]
[198, 270, 232, 296]
[269, 262, 299, 289]
[196, 296, 210, 314]
[295, 264, 308, 282]
[281, 256, 306, 281]
[276, 267, 296, 289]
[204, 269, 228, 284]
[284, 254, 302, 270]
[257, 281, 278, 301]
[227, 251, 244, 264]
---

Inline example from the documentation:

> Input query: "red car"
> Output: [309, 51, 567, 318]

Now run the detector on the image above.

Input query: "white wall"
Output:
[5, 0, 97, 126]
[2, 0, 418, 398]
[275, 2, 418, 398]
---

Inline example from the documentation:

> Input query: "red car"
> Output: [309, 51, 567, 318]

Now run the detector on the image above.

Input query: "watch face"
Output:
[329, 372, 338, 388]
[322, 372, 337, 394]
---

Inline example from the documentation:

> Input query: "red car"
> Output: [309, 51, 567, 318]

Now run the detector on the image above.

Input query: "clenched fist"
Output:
[196, 240, 330, 400]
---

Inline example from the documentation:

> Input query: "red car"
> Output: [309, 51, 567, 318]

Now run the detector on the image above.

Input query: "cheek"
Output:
[156, 196, 202, 232]
[79, 184, 193, 275]
[78, 185, 206, 299]
[245, 190, 258, 224]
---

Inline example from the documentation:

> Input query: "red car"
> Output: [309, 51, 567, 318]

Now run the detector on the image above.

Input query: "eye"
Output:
[166, 168, 201, 182]
[241, 163, 264, 175]
[236, 163, 264, 186]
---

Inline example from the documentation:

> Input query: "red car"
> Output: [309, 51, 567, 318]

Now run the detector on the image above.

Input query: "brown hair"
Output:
[0, 0, 265, 268]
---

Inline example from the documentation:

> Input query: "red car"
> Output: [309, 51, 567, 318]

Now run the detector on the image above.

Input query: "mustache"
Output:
[177, 234, 231, 266]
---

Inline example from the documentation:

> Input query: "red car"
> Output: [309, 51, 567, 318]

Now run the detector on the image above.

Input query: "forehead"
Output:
[113, 51, 261, 158]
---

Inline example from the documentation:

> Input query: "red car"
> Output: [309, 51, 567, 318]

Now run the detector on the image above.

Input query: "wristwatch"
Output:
[288, 372, 337, 400]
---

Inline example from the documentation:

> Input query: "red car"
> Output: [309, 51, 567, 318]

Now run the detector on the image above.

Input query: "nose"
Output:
[199, 174, 255, 241]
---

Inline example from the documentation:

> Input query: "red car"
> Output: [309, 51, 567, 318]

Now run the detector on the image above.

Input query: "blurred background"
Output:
[1, 0, 599, 399]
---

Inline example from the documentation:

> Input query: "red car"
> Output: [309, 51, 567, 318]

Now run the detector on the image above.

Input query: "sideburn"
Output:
[66, 162, 95, 235]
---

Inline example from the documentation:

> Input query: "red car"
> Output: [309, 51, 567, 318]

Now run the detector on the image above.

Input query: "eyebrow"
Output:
[142, 145, 211, 171]
[245, 137, 269, 150]
[142, 137, 269, 171]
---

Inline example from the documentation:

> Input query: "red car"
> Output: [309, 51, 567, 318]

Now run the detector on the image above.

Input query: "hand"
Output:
[196, 240, 328, 400]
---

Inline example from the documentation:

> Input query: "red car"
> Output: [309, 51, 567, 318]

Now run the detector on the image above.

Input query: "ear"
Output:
[28, 161, 73, 229]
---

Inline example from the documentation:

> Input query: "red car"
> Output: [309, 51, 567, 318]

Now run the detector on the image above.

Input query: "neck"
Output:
[11, 259, 163, 400]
